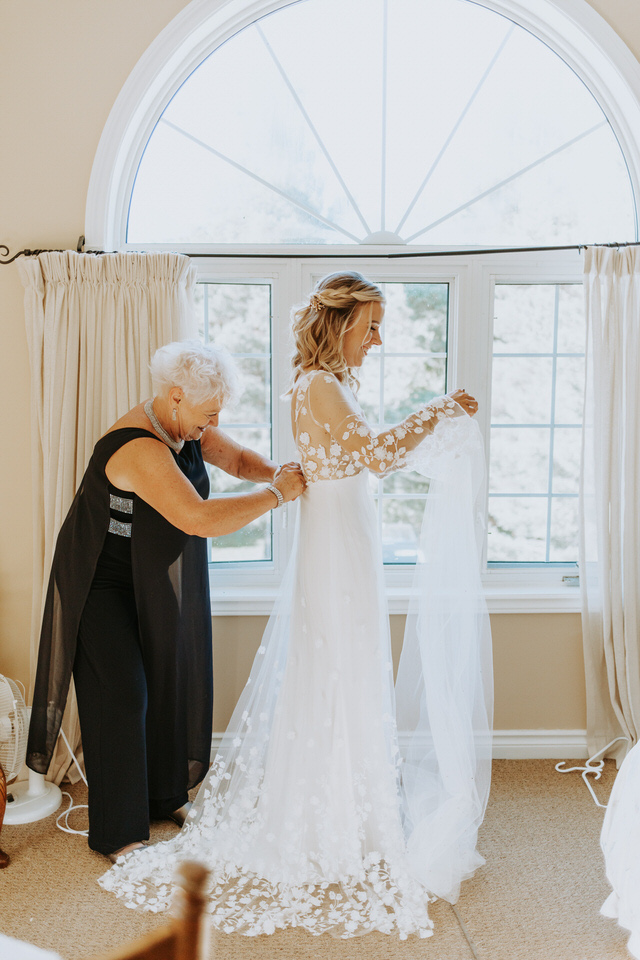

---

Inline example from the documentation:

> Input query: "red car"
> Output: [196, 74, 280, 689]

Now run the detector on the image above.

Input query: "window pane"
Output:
[487, 497, 548, 562]
[489, 428, 549, 494]
[195, 283, 272, 564]
[491, 357, 553, 424]
[557, 285, 585, 354]
[207, 428, 271, 495]
[493, 285, 555, 353]
[383, 283, 448, 353]
[354, 281, 449, 563]
[210, 514, 271, 564]
[381, 498, 424, 564]
[205, 284, 271, 352]
[222, 358, 270, 425]
[552, 428, 581, 494]
[488, 282, 584, 564]
[406, 125, 634, 246]
[549, 498, 580, 562]
[555, 357, 585, 424]
[383, 357, 447, 422]
[360, 281, 450, 564]
[128, 0, 635, 244]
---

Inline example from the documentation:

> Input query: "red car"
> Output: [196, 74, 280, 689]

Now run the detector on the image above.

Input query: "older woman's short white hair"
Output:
[150, 340, 241, 407]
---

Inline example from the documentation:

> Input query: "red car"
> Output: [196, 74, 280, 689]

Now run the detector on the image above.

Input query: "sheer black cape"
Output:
[26, 427, 213, 793]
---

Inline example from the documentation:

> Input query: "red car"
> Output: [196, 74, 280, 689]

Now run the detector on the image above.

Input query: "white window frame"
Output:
[179, 248, 584, 614]
[83, 0, 640, 613]
[85, 0, 640, 251]
[470, 249, 585, 612]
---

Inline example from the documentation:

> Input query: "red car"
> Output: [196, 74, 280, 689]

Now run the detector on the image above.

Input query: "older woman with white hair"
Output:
[26, 340, 305, 862]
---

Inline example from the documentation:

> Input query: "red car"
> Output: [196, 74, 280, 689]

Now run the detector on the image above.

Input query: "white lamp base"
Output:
[4, 770, 63, 824]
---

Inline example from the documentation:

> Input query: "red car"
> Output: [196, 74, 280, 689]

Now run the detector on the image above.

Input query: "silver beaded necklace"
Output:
[144, 399, 184, 453]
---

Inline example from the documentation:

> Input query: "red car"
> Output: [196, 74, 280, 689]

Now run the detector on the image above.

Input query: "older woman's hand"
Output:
[273, 461, 303, 481]
[448, 388, 479, 417]
[273, 462, 306, 502]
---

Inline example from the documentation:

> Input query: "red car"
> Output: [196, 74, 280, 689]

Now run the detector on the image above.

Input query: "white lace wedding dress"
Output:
[601, 741, 640, 958]
[99, 370, 493, 939]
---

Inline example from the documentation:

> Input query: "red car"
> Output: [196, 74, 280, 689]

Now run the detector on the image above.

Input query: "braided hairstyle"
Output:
[291, 272, 384, 387]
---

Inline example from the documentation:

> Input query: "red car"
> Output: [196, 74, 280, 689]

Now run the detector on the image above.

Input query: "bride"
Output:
[99, 272, 492, 939]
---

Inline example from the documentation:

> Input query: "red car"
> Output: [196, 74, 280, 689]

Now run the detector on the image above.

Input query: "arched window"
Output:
[127, 0, 636, 245]
[87, 0, 640, 610]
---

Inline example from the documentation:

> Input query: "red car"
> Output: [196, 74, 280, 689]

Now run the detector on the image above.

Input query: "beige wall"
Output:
[586, 0, 640, 62]
[214, 613, 586, 732]
[1, 0, 637, 729]
[0, 0, 192, 687]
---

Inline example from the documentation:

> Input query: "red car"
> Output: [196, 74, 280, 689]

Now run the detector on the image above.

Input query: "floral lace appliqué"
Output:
[292, 371, 460, 482]
[99, 746, 434, 939]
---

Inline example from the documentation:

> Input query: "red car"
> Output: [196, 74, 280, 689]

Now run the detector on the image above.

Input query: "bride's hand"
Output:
[273, 463, 306, 502]
[448, 388, 479, 417]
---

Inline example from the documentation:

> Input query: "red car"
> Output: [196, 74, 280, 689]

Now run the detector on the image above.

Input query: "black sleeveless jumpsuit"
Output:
[26, 428, 213, 854]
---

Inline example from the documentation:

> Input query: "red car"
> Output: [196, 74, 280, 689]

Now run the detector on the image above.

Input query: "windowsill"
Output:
[210, 580, 581, 616]
[477, 581, 581, 614]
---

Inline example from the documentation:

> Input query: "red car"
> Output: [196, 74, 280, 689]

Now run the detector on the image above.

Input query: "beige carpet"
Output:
[0, 761, 632, 960]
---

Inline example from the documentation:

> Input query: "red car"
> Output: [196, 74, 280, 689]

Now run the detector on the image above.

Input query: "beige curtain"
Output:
[580, 246, 640, 761]
[19, 251, 197, 783]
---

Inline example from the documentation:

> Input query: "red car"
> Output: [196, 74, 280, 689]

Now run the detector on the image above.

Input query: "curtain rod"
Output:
[0, 236, 87, 265]
[2, 237, 640, 265]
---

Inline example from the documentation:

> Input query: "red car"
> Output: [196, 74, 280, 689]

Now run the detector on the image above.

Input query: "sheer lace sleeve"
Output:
[303, 372, 464, 477]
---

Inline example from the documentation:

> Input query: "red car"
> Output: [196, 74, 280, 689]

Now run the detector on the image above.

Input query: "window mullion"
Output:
[545, 285, 561, 562]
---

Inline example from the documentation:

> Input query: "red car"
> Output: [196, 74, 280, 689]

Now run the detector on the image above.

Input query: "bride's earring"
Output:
[172, 408, 178, 420]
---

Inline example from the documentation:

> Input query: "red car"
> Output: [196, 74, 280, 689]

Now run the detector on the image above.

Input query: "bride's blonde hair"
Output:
[291, 272, 384, 387]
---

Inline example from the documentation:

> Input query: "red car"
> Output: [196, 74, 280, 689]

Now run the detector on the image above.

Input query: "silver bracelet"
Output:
[265, 483, 284, 508]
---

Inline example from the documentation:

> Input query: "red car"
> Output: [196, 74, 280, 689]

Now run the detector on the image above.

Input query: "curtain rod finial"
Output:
[0, 244, 32, 265]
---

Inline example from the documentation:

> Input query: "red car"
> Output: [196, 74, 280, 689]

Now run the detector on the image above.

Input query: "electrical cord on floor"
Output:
[55, 727, 89, 836]
[555, 735, 629, 808]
